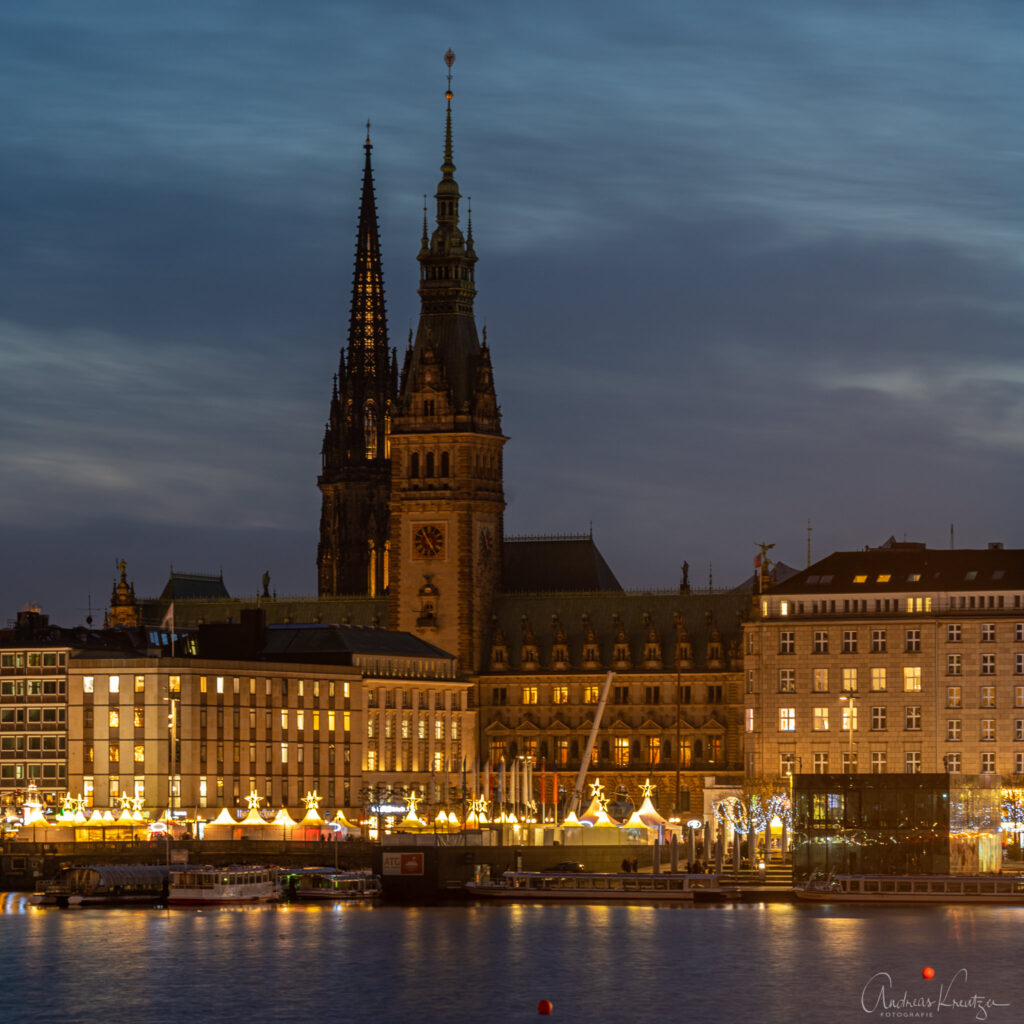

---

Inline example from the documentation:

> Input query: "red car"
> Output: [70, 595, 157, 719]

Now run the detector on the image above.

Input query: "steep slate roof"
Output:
[487, 589, 751, 672]
[502, 536, 623, 593]
[262, 624, 452, 661]
[769, 545, 1024, 596]
[158, 571, 230, 601]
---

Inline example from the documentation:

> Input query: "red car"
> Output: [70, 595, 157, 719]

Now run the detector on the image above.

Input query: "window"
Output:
[903, 667, 921, 692]
[108, 709, 120, 729]
[981, 654, 995, 676]
[644, 685, 660, 704]
[841, 751, 858, 773]
[870, 707, 886, 731]
[842, 631, 858, 654]
[1017, 623, 1024, 642]
[841, 705, 857, 732]
[1017, 653, 1024, 676]
[551, 685, 569, 705]
[905, 751, 921, 774]
[813, 707, 829, 731]
[83, 676, 94, 694]
[947, 624, 961, 643]
[134, 675, 145, 693]
[870, 668, 886, 692]
[169, 675, 180, 695]
[905, 706, 921, 730]
[491, 687, 507, 705]
[133, 708, 144, 728]
[583, 685, 599, 704]
[905, 630, 921, 653]
[746, 671, 756, 694]
[944, 753, 961, 773]
[981, 719, 996, 742]
[134, 745, 145, 763]
[946, 719, 961, 742]
[947, 654, 962, 676]
[1016, 720, 1024, 742]
[813, 669, 828, 692]
[216, 676, 224, 694]
[871, 751, 887, 774]
[981, 685, 996, 708]
[780, 752, 796, 775]
[981, 752, 996, 774]
[1017, 686, 1024, 708]
[841, 668, 858, 693]
[745, 708, 754, 732]
[982, 623, 995, 642]
[871, 630, 887, 653]
[613, 738, 629, 766]
[522, 686, 538, 705]
[613, 686, 630, 704]
[779, 708, 795, 732]
[779, 631, 795, 655]
[366, 750, 377, 771]
[906, 597, 931, 613]
[813, 631, 829, 654]
[778, 669, 796, 693]
[109, 746, 119, 763]
[1016, 753, 1024, 774]
[812, 752, 829, 774]
[948, 686, 962, 708]
[109, 675, 120, 694]
[435, 719, 444, 741]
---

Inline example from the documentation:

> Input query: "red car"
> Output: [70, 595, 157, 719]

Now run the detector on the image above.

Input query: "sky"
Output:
[3, 1, 1023, 626]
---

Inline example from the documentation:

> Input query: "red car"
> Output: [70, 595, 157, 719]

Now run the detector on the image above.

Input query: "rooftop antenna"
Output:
[807, 518, 813, 568]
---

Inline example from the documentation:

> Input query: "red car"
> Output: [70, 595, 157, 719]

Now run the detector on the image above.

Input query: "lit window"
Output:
[903, 667, 921, 692]
[745, 708, 754, 732]
[216, 676, 224, 694]
[779, 708, 795, 732]
[83, 676, 94, 693]
[813, 707, 829, 731]
[134, 745, 145, 763]
[813, 669, 828, 692]
[551, 685, 569, 705]
[780, 601, 789, 616]
[522, 686, 538, 705]
[841, 705, 857, 732]
[870, 668, 887, 692]
[842, 668, 858, 692]
[108, 709, 120, 729]
[109, 676, 120, 694]
[614, 738, 629, 766]
[876, 574, 891, 583]
[853, 575, 868, 584]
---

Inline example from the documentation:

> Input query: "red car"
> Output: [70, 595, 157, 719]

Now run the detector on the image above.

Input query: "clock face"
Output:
[479, 526, 494, 558]
[413, 524, 445, 558]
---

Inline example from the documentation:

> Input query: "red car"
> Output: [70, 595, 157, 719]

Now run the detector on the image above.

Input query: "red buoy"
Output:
[538, 999, 553, 1015]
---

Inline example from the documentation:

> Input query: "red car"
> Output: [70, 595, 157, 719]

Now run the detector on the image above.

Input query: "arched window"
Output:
[383, 407, 391, 459]
[440, 451, 450, 476]
[363, 403, 377, 459]
[425, 452, 435, 478]
[382, 542, 390, 592]
[368, 541, 377, 597]
[410, 452, 419, 478]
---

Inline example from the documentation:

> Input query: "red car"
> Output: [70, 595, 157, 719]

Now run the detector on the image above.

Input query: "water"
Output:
[0, 895, 1020, 1024]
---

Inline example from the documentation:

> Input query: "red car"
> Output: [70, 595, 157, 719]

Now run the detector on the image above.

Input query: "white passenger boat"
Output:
[283, 868, 382, 901]
[465, 870, 725, 903]
[167, 865, 279, 905]
[795, 872, 1024, 904]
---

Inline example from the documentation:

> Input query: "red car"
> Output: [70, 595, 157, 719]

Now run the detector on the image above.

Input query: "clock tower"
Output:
[388, 51, 505, 672]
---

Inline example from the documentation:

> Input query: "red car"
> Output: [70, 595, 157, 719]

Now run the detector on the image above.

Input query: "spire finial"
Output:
[365, 120, 371, 146]
[444, 48, 455, 107]
[441, 50, 455, 176]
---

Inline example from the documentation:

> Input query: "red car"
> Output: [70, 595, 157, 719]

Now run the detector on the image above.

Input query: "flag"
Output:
[754, 554, 762, 569]
[160, 603, 175, 631]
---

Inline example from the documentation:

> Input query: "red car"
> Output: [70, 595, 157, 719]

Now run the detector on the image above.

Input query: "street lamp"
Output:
[839, 691, 857, 772]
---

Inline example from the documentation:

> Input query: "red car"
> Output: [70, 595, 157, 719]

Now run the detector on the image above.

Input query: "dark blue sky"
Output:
[3, 1, 1023, 624]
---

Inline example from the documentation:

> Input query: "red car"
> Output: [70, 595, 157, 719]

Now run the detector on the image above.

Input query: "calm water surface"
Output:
[0, 893, 1020, 1024]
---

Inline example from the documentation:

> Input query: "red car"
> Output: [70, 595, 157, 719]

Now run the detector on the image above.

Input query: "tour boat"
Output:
[465, 870, 726, 903]
[282, 868, 382, 901]
[31, 864, 172, 907]
[167, 865, 279, 905]
[795, 872, 1024, 904]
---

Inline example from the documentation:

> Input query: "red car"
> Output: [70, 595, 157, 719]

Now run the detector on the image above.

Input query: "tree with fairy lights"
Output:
[713, 775, 791, 834]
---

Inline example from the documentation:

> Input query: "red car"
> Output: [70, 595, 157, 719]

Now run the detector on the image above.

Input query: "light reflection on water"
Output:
[1, 900, 1021, 1024]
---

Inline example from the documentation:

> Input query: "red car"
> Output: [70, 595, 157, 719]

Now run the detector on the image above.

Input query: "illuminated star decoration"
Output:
[74, 793, 86, 815]
[406, 792, 421, 816]
[469, 796, 487, 817]
[60, 793, 75, 815]
[119, 792, 134, 812]
[131, 794, 145, 814]
[588, 778, 606, 803]
[640, 779, 655, 802]
[245, 790, 263, 812]
[303, 791, 322, 813]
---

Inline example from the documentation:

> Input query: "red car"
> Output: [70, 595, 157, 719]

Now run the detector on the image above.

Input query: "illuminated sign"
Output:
[369, 802, 408, 815]
[383, 852, 424, 876]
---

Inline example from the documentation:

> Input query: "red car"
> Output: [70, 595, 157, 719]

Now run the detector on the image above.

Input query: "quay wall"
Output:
[0, 840, 655, 899]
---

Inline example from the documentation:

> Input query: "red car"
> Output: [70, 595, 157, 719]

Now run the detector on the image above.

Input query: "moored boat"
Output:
[795, 872, 1024, 904]
[167, 865, 279, 905]
[31, 864, 171, 907]
[282, 868, 382, 901]
[465, 870, 725, 903]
